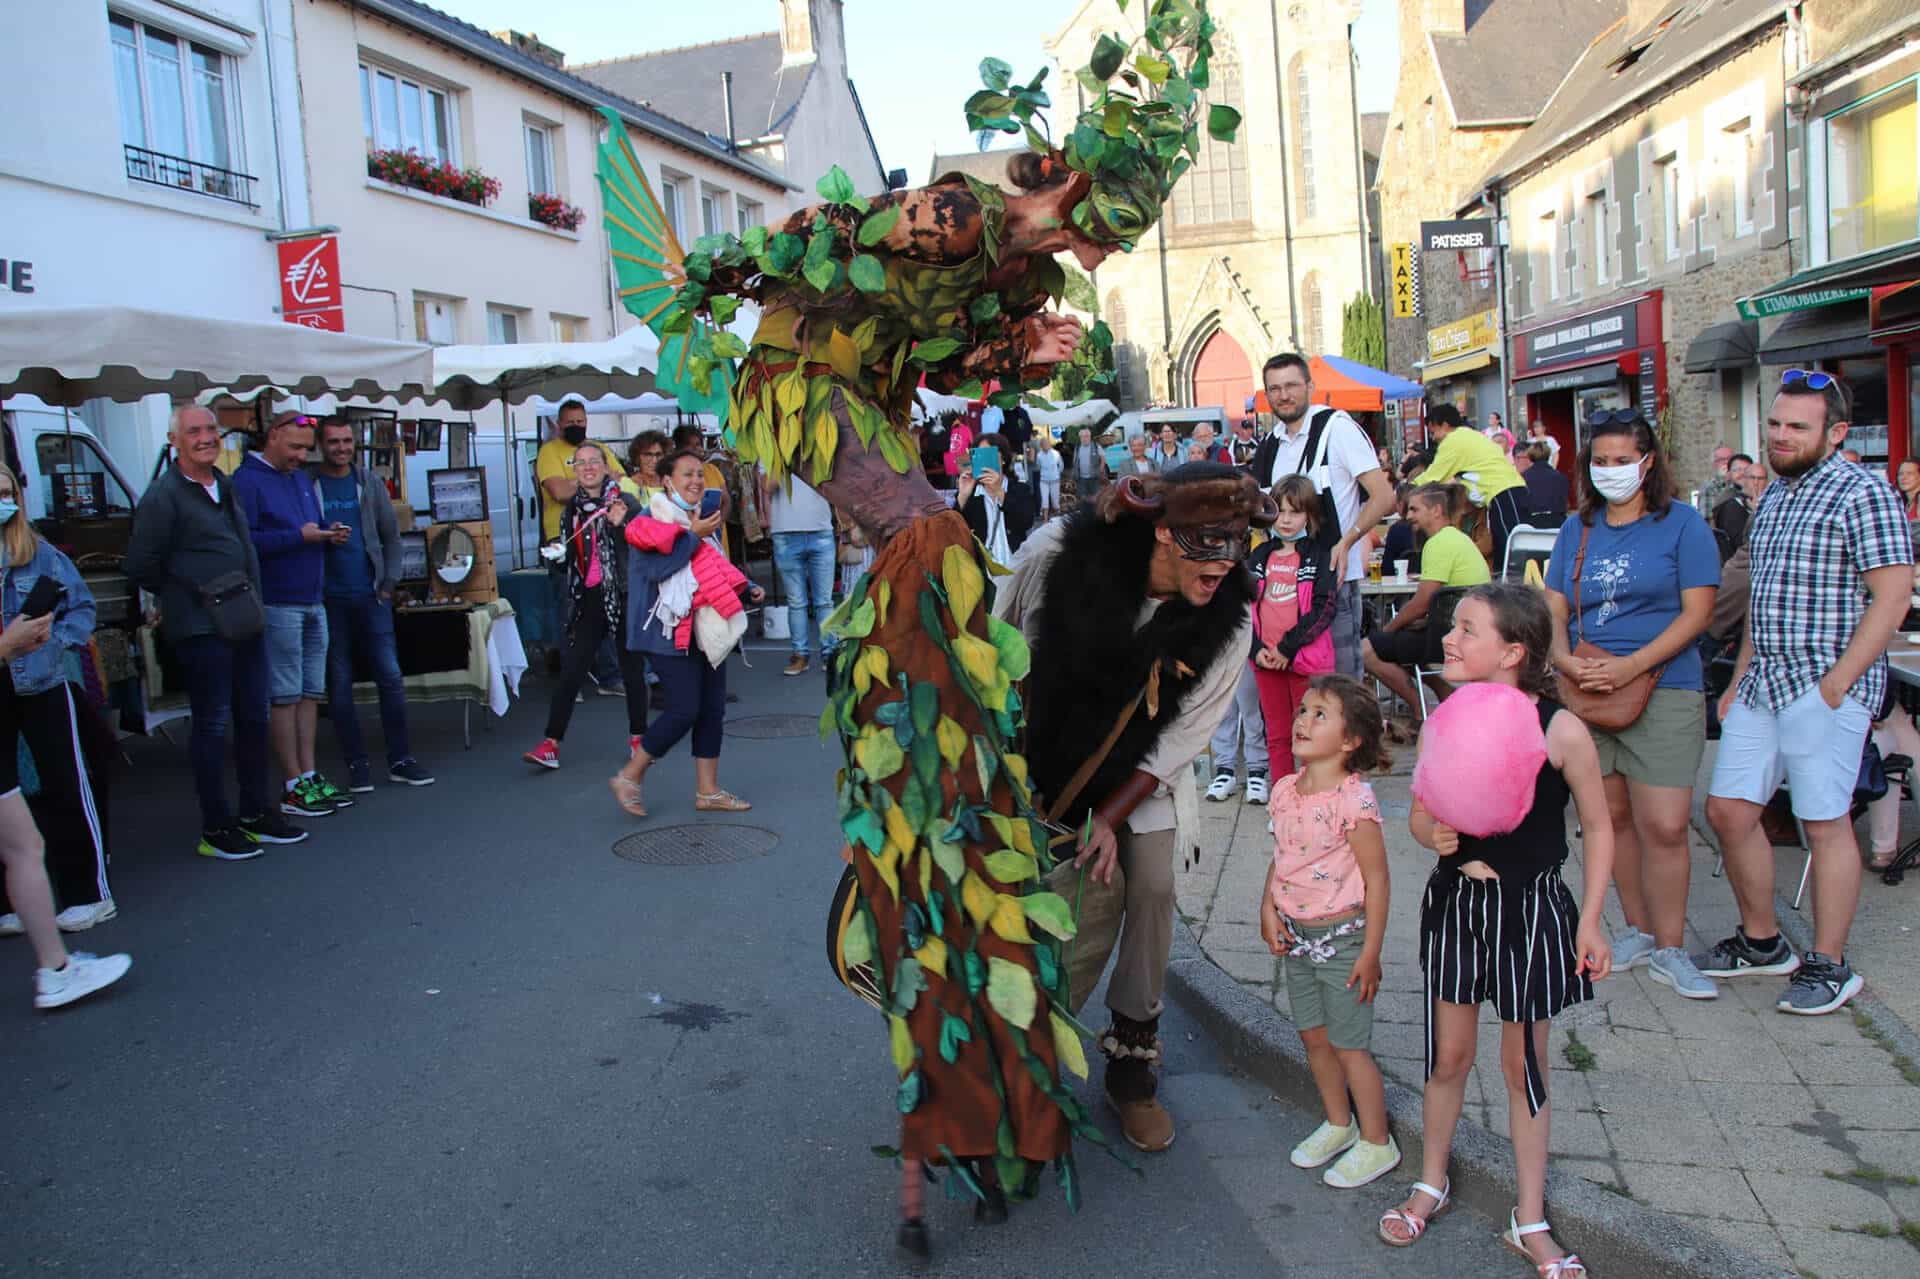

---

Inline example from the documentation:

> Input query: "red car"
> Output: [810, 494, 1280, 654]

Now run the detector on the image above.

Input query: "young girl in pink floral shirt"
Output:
[1260, 675, 1396, 1189]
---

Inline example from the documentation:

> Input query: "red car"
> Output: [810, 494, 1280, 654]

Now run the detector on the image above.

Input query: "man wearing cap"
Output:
[992, 460, 1273, 1154]
[535, 395, 626, 688]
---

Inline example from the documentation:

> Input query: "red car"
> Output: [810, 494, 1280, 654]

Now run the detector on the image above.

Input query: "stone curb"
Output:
[1686, 810, 1920, 1083]
[1164, 919, 1795, 1279]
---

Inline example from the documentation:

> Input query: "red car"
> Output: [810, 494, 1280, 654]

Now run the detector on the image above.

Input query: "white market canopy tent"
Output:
[1028, 398, 1117, 431]
[430, 324, 660, 410]
[0, 305, 437, 406]
[525, 391, 683, 417]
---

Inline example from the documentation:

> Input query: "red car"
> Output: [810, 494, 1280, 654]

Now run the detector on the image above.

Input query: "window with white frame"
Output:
[737, 198, 763, 234]
[1170, 36, 1250, 227]
[360, 62, 457, 166]
[701, 187, 724, 237]
[660, 173, 686, 239]
[551, 314, 586, 343]
[1719, 116, 1754, 238]
[413, 294, 458, 346]
[1588, 190, 1610, 286]
[486, 306, 521, 345]
[1824, 79, 1918, 261]
[525, 121, 555, 197]
[1655, 153, 1683, 260]
[1539, 208, 1559, 302]
[110, 13, 243, 175]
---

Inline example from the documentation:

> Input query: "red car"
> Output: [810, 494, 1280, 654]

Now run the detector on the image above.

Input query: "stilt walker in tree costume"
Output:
[593, 1, 1240, 1259]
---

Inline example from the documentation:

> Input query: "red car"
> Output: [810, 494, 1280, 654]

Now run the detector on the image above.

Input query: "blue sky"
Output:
[435, 0, 1400, 178]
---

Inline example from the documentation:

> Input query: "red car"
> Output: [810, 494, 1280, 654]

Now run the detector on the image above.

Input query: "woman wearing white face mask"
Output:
[1543, 413, 1720, 1001]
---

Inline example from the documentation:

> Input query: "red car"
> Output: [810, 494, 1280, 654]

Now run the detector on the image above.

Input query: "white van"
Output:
[1, 404, 144, 525]
[1109, 405, 1230, 443]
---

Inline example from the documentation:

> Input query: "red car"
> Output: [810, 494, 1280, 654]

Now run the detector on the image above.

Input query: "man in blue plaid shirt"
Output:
[1701, 372, 1913, 1015]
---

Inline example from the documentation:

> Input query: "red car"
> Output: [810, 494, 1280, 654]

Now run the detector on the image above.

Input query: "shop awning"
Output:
[1758, 300, 1875, 365]
[1513, 362, 1620, 397]
[1737, 243, 1920, 320]
[1870, 282, 1920, 343]
[1682, 320, 1758, 373]
[1420, 349, 1494, 382]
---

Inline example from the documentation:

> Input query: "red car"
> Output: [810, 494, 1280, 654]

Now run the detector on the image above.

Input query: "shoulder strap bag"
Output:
[173, 480, 265, 644]
[1287, 406, 1345, 540]
[1553, 521, 1665, 732]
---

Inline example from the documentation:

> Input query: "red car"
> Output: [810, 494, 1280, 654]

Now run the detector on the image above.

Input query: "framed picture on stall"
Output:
[416, 420, 443, 453]
[401, 421, 419, 456]
[427, 466, 488, 524]
[396, 530, 429, 585]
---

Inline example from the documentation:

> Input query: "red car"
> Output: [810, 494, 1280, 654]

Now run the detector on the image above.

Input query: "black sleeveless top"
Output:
[1454, 697, 1569, 881]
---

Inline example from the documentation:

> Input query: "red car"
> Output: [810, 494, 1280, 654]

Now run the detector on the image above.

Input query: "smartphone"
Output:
[970, 446, 1000, 478]
[20, 577, 64, 620]
[699, 488, 724, 518]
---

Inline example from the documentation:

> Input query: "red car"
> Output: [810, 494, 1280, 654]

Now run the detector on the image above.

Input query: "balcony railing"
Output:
[124, 144, 258, 208]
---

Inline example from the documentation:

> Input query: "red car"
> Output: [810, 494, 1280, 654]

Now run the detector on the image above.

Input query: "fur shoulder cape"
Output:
[1022, 509, 1253, 825]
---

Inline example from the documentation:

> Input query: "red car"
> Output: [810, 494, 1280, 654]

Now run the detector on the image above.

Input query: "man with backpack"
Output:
[1249, 353, 1396, 677]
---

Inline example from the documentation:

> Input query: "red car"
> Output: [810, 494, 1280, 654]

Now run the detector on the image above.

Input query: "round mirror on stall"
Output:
[427, 523, 476, 595]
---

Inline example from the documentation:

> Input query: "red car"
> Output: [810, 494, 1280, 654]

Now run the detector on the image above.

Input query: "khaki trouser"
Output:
[1105, 826, 1177, 1022]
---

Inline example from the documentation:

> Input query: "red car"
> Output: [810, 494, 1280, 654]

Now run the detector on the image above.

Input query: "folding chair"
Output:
[1501, 523, 1560, 583]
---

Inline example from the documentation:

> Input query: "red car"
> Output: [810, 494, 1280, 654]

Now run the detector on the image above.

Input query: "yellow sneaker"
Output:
[1323, 1135, 1402, 1188]
[1289, 1119, 1358, 1169]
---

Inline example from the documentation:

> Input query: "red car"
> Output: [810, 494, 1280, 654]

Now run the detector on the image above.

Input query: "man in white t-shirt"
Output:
[1249, 352, 1396, 677]
[763, 471, 836, 676]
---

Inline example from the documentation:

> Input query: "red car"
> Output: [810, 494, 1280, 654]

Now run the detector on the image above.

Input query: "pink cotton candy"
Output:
[1411, 683, 1546, 837]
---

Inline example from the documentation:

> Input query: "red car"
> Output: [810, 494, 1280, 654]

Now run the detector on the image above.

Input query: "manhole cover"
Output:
[724, 714, 820, 739]
[612, 823, 780, 865]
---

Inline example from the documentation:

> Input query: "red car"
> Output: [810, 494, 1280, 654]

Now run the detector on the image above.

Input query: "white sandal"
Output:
[1502, 1210, 1587, 1277]
[1377, 1179, 1450, 1247]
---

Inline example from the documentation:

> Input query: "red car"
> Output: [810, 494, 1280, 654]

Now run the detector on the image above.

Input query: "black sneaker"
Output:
[1778, 952, 1864, 1015]
[388, 758, 436, 786]
[348, 760, 375, 793]
[240, 812, 309, 845]
[197, 825, 263, 861]
[1692, 929, 1800, 978]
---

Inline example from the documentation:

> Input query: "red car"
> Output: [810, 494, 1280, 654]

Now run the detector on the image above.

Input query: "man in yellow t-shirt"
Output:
[1362, 483, 1491, 711]
[1418, 403, 1527, 569]
[536, 396, 626, 544]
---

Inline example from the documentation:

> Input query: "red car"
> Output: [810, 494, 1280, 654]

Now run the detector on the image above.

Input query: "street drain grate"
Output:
[724, 714, 821, 739]
[612, 824, 780, 865]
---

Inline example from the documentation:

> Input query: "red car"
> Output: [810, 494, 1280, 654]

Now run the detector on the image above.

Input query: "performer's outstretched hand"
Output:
[1025, 313, 1085, 367]
[1075, 812, 1120, 885]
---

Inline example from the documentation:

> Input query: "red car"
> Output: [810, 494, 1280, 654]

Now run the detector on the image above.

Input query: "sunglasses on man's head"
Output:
[1781, 369, 1837, 391]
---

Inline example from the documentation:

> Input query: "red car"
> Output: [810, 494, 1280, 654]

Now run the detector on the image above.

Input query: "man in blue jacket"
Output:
[232, 414, 354, 819]
[314, 421, 434, 792]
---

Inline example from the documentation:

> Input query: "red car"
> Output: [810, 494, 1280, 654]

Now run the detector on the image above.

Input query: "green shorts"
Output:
[1589, 686, 1707, 787]
[1281, 921, 1374, 1051]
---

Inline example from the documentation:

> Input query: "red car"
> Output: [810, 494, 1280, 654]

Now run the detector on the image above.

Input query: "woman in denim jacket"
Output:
[0, 462, 112, 940]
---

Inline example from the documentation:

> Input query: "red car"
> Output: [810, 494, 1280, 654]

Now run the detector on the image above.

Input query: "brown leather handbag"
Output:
[1555, 521, 1665, 732]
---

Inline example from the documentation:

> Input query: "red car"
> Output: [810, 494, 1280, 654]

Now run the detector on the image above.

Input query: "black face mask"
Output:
[561, 425, 587, 446]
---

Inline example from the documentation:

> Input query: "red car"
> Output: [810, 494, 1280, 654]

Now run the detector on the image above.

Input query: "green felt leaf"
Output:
[900, 774, 931, 836]
[909, 337, 963, 366]
[889, 1013, 913, 1073]
[739, 225, 768, 255]
[951, 378, 986, 399]
[890, 957, 926, 1016]
[979, 56, 1013, 91]
[708, 295, 740, 326]
[985, 955, 1037, 1029]
[969, 293, 1003, 325]
[710, 331, 748, 359]
[928, 889, 948, 935]
[824, 596, 875, 640]
[1034, 941, 1060, 994]
[910, 681, 940, 734]
[896, 1069, 923, 1114]
[892, 714, 915, 750]
[857, 203, 900, 247]
[997, 1115, 1016, 1159]
[765, 231, 804, 274]
[973, 735, 998, 794]
[910, 731, 940, 792]
[903, 902, 927, 951]
[842, 807, 884, 854]
[842, 911, 873, 967]
[1089, 32, 1127, 81]
[816, 165, 858, 205]
[1021, 891, 1077, 940]
[983, 849, 1038, 884]
[929, 833, 966, 886]
[873, 699, 905, 727]
[1207, 104, 1242, 143]
[802, 255, 839, 294]
[848, 253, 886, 294]
[986, 616, 1030, 681]
[939, 1011, 973, 1064]
[963, 949, 986, 996]
[854, 729, 904, 781]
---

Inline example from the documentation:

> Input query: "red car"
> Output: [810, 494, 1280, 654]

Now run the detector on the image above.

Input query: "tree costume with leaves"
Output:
[595, 0, 1238, 1251]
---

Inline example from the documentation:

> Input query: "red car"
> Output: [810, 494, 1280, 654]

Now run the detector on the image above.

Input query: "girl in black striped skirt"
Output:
[1379, 585, 1614, 1279]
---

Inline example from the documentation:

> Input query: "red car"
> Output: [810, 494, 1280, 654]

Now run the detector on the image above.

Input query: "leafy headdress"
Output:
[964, 0, 1239, 252]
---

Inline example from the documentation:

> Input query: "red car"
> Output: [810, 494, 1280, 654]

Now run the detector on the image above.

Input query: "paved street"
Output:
[3, 650, 1519, 1278]
[1181, 739, 1920, 1279]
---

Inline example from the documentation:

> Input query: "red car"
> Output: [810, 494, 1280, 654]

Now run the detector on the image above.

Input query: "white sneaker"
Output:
[34, 951, 132, 1010]
[1648, 946, 1719, 1000]
[1323, 1135, 1403, 1188]
[1205, 772, 1237, 802]
[1610, 927, 1656, 971]
[55, 900, 116, 933]
[1290, 1118, 1358, 1168]
[0, 913, 21, 937]
[1244, 774, 1269, 805]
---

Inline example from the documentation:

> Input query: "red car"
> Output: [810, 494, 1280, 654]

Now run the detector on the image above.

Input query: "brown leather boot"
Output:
[1102, 1013, 1174, 1152]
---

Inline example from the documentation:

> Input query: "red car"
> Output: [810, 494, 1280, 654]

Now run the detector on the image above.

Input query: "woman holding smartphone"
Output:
[0, 463, 116, 941]
[610, 450, 764, 815]
[955, 433, 1036, 564]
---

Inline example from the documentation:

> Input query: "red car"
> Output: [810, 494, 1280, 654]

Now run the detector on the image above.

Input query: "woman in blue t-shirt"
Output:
[1544, 413, 1720, 1001]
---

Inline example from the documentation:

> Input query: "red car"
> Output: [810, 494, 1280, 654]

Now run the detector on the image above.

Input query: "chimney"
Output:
[721, 71, 738, 153]
[780, 0, 845, 73]
[493, 30, 565, 69]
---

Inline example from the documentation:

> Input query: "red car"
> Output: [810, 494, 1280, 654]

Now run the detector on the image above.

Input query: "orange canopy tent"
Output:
[1249, 355, 1423, 414]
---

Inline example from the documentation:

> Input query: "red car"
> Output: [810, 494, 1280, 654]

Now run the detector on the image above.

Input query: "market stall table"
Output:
[1357, 577, 1419, 630]
[1874, 636, 1920, 885]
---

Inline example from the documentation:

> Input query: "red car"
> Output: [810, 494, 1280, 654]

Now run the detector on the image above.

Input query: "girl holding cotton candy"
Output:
[1378, 583, 1613, 1279]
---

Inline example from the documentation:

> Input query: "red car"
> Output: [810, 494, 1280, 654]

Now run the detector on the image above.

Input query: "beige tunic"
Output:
[992, 519, 1251, 834]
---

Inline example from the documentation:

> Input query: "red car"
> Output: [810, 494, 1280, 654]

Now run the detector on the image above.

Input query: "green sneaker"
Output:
[281, 778, 333, 818]
[1289, 1119, 1358, 1169]
[1323, 1135, 1402, 1188]
[311, 773, 355, 808]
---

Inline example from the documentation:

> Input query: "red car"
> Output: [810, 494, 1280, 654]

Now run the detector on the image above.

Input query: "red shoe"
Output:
[524, 738, 560, 770]
[628, 735, 641, 758]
